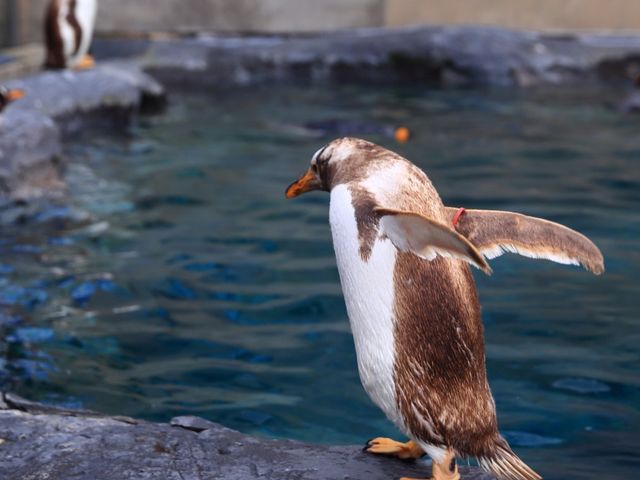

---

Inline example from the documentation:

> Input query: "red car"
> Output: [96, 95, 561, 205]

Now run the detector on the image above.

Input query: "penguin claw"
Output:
[363, 438, 375, 449]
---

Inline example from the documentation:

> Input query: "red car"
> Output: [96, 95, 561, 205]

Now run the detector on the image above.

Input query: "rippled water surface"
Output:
[1, 85, 638, 479]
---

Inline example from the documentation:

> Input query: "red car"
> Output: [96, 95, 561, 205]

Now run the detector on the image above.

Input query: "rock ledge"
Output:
[0, 62, 165, 204]
[0, 392, 492, 480]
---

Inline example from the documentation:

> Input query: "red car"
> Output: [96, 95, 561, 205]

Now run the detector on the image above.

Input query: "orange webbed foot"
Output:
[74, 54, 96, 70]
[363, 437, 424, 460]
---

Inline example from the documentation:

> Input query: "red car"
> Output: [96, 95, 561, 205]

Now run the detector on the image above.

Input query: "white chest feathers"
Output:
[329, 184, 405, 431]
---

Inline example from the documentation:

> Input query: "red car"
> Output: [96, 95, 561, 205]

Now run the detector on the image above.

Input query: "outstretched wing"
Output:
[445, 207, 604, 275]
[375, 207, 492, 274]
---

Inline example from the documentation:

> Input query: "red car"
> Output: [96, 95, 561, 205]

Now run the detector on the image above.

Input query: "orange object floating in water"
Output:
[394, 126, 411, 143]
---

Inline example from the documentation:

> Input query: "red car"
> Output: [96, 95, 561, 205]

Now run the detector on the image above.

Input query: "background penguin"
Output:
[44, 0, 97, 70]
[0, 86, 25, 112]
[286, 137, 603, 480]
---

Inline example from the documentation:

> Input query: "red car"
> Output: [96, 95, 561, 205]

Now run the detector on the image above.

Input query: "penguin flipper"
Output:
[445, 207, 604, 275]
[375, 208, 492, 275]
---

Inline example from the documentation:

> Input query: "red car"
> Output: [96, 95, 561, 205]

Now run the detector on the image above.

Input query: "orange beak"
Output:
[6, 89, 25, 102]
[285, 168, 322, 198]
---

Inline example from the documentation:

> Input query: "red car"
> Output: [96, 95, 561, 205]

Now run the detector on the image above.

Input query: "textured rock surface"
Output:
[4, 63, 164, 132]
[93, 26, 640, 88]
[0, 110, 62, 202]
[0, 392, 493, 480]
[0, 62, 165, 203]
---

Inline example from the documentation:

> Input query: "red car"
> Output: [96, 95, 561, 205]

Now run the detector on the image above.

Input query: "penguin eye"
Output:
[310, 163, 318, 173]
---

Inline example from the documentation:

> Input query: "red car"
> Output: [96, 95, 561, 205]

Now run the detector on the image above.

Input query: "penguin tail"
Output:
[477, 436, 542, 480]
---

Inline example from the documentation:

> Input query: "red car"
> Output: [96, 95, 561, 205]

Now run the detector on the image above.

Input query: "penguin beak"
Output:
[285, 168, 322, 198]
[6, 89, 25, 102]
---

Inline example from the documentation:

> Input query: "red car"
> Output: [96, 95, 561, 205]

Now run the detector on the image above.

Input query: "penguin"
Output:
[44, 0, 97, 70]
[285, 137, 604, 480]
[0, 86, 25, 112]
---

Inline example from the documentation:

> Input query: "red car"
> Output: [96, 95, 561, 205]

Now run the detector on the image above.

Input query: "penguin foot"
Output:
[399, 449, 460, 480]
[363, 437, 424, 460]
[74, 55, 96, 70]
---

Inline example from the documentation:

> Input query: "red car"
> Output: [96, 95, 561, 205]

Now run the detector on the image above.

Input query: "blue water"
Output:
[1, 85, 638, 479]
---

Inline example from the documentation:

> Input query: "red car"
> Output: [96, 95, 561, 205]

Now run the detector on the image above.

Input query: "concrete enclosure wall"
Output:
[385, 0, 640, 32]
[5, 0, 385, 44]
[96, 0, 384, 33]
[4, 0, 640, 47]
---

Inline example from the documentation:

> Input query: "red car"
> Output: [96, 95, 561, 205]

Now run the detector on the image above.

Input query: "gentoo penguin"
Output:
[285, 138, 604, 480]
[302, 119, 411, 144]
[44, 0, 97, 70]
[0, 86, 25, 112]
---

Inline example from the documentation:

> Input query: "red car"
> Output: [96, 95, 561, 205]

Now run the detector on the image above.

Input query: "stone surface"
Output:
[3, 62, 165, 135]
[0, 392, 494, 480]
[0, 110, 62, 202]
[0, 62, 165, 204]
[91, 26, 640, 88]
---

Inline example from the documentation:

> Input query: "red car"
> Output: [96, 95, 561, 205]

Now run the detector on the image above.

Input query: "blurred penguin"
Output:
[44, 0, 97, 70]
[0, 86, 25, 113]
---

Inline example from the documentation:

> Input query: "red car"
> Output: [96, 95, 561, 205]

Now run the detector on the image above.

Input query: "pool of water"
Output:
[1, 85, 638, 479]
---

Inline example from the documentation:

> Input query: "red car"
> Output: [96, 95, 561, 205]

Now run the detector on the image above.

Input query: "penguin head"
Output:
[285, 137, 387, 198]
[0, 86, 25, 111]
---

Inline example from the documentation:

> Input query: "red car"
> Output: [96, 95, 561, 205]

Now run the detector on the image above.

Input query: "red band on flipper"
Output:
[452, 207, 466, 228]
